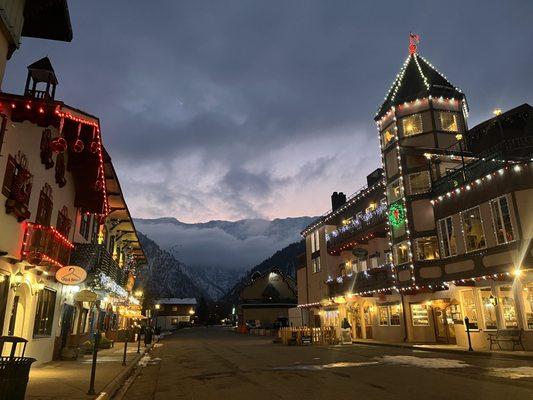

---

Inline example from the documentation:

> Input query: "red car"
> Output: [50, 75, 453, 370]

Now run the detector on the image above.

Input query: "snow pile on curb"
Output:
[380, 355, 469, 369]
[488, 367, 533, 379]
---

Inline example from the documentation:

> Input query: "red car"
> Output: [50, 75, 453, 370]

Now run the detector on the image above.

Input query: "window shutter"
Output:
[2, 155, 16, 198]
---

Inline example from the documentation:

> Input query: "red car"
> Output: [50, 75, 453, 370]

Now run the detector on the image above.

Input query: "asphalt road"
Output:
[123, 326, 533, 400]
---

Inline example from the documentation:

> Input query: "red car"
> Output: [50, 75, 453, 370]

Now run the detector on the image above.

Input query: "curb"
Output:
[350, 340, 533, 361]
[95, 343, 154, 400]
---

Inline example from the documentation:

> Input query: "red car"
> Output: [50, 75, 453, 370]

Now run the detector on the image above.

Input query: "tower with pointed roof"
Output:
[24, 56, 58, 99]
[376, 34, 468, 289]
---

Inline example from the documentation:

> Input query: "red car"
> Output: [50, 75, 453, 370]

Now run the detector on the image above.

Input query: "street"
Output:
[124, 326, 533, 400]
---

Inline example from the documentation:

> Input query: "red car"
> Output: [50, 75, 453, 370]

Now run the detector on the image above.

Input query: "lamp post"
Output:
[154, 303, 160, 330]
[455, 133, 466, 183]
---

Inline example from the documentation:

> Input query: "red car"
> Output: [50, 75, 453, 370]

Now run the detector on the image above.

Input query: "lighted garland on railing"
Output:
[90, 272, 128, 299]
[325, 204, 387, 242]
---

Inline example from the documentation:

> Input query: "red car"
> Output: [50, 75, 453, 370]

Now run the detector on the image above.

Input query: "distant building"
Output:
[154, 298, 197, 330]
[237, 268, 297, 328]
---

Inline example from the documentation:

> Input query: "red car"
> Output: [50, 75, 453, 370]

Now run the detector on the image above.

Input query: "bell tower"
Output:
[24, 56, 58, 100]
[375, 34, 468, 288]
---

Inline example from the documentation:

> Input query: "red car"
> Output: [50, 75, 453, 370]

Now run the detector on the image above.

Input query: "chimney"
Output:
[331, 192, 347, 211]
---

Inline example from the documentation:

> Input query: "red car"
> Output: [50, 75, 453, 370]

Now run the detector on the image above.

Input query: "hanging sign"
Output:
[56, 266, 87, 285]
[74, 289, 98, 302]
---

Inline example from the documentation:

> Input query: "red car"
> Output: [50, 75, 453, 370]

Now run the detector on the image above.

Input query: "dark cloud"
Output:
[4, 1, 532, 221]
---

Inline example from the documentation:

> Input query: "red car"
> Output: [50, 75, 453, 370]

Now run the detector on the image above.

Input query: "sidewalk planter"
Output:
[60, 346, 80, 361]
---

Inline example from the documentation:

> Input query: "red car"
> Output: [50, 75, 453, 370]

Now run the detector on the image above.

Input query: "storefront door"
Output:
[347, 305, 362, 339]
[363, 305, 372, 339]
[60, 304, 75, 348]
[433, 306, 456, 344]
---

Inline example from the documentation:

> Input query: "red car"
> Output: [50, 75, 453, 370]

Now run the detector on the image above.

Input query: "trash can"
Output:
[0, 336, 36, 400]
[144, 327, 153, 345]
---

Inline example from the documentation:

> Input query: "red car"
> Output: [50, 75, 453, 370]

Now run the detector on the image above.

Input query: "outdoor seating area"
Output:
[278, 327, 339, 346]
[488, 329, 525, 351]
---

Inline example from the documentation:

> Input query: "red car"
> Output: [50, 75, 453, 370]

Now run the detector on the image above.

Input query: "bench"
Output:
[487, 329, 525, 351]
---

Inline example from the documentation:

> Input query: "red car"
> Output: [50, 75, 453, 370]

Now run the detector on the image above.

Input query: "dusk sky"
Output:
[4, 1, 532, 223]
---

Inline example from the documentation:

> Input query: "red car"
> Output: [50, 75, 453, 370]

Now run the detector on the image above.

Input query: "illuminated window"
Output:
[479, 288, 497, 330]
[499, 286, 518, 328]
[410, 304, 429, 326]
[358, 259, 367, 272]
[389, 304, 401, 326]
[439, 112, 459, 132]
[402, 114, 423, 137]
[414, 236, 439, 260]
[407, 171, 431, 195]
[379, 306, 389, 326]
[490, 195, 515, 245]
[393, 241, 409, 265]
[460, 289, 479, 329]
[387, 179, 403, 203]
[310, 230, 320, 253]
[438, 217, 457, 258]
[461, 207, 486, 252]
[312, 257, 321, 273]
[521, 282, 533, 330]
[366, 202, 377, 213]
[381, 124, 396, 148]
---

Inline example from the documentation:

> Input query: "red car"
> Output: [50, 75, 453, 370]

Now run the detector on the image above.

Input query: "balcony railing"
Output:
[21, 223, 74, 269]
[326, 204, 387, 253]
[70, 243, 129, 288]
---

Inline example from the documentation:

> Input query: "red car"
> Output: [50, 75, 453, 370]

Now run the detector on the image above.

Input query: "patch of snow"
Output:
[380, 355, 469, 369]
[323, 361, 379, 369]
[488, 367, 533, 379]
[138, 355, 152, 367]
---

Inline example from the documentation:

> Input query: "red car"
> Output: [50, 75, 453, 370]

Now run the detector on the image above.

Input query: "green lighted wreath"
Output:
[388, 202, 405, 228]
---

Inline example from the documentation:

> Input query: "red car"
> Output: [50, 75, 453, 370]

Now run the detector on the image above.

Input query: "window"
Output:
[415, 237, 439, 260]
[2, 152, 32, 206]
[402, 114, 423, 137]
[479, 288, 498, 330]
[0, 115, 6, 154]
[461, 207, 486, 252]
[312, 257, 321, 273]
[359, 259, 367, 272]
[56, 206, 72, 238]
[171, 318, 179, 325]
[438, 217, 457, 258]
[521, 283, 533, 329]
[379, 306, 389, 326]
[393, 241, 409, 265]
[490, 195, 515, 245]
[80, 212, 91, 240]
[389, 304, 401, 326]
[387, 179, 403, 203]
[35, 183, 53, 226]
[33, 288, 56, 336]
[439, 112, 459, 132]
[172, 306, 178, 312]
[381, 123, 396, 148]
[407, 171, 431, 195]
[369, 257, 378, 269]
[410, 303, 429, 326]
[460, 290, 479, 329]
[499, 286, 518, 328]
[310, 230, 320, 253]
[91, 217, 100, 243]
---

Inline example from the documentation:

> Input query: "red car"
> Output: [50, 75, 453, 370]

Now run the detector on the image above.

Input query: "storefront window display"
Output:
[499, 286, 518, 328]
[522, 283, 533, 329]
[389, 304, 401, 326]
[323, 310, 339, 327]
[479, 288, 498, 330]
[460, 290, 479, 329]
[379, 306, 389, 326]
[410, 303, 429, 326]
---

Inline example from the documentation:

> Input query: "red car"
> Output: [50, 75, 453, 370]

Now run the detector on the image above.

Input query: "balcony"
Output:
[70, 243, 129, 289]
[326, 204, 387, 255]
[327, 265, 396, 298]
[21, 223, 74, 269]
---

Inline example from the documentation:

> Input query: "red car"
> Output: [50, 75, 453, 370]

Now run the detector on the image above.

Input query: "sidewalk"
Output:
[25, 341, 154, 400]
[351, 338, 533, 361]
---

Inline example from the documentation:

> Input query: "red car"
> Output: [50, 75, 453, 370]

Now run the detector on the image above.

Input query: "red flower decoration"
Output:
[50, 137, 67, 153]
[72, 139, 85, 153]
[89, 141, 99, 154]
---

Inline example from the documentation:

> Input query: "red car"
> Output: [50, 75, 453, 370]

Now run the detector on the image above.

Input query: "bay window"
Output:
[490, 195, 515, 245]
[407, 171, 431, 195]
[402, 114, 423, 137]
[387, 179, 403, 203]
[461, 206, 486, 252]
[438, 111, 459, 132]
[438, 216, 457, 258]
[415, 236, 439, 260]
[393, 241, 409, 265]
[381, 123, 396, 148]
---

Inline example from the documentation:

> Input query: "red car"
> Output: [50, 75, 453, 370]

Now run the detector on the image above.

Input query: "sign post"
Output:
[87, 331, 101, 395]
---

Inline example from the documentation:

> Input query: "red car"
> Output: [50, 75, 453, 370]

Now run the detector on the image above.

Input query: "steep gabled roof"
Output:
[375, 52, 465, 120]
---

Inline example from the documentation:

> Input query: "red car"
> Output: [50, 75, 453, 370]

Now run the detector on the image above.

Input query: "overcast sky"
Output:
[4, 1, 532, 222]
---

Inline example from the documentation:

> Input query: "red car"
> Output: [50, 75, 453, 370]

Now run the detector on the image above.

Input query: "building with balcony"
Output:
[298, 36, 533, 350]
[0, 54, 145, 363]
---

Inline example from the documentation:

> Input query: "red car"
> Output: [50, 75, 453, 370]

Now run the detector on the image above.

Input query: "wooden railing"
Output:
[21, 223, 74, 269]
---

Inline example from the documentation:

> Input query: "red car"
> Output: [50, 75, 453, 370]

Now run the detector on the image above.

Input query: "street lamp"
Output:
[155, 304, 161, 310]
[455, 133, 466, 182]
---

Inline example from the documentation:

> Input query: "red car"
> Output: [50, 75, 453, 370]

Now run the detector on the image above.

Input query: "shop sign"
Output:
[74, 289, 98, 303]
[56, 266, 87, 285]
[116, 329, 133, 342]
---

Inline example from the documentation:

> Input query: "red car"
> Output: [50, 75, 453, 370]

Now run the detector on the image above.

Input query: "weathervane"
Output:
[409, 32, 420, 55]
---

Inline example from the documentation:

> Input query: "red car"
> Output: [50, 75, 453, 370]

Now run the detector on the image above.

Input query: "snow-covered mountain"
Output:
[135, 216, 314, 299]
